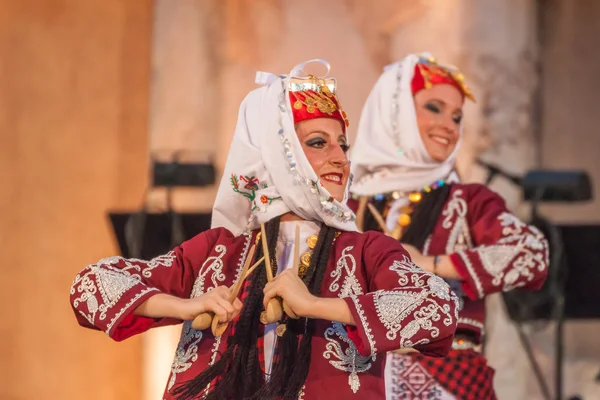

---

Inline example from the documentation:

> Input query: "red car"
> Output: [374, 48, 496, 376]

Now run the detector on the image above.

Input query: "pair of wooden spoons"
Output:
[191, 223, 302, 336]
[191, 244, 264, 336]
[259, 223, 302, 324]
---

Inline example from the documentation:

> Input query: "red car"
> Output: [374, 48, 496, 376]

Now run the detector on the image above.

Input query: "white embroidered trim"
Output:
[455, 251, 485, 298]
[455, 211, 548, 298]
[349, 295, 377, 360]
[323, 322, 372, 394]
[442, 190, 473, 254]
[298, 384, 306, 400]
[235, 232, 253, 278]
[329, 246, 363, 297]
[209, 336, 222, 366]
[71, 252, 177, 327]
[478, 212, 548, 290]
[168, 321, 204, 390]
[202, 335, 223, 394]
[324, 246, 372, 393]
[105, 287, 159, 335]
[169, 237, 253, 392]
[190, 245, 227, 297]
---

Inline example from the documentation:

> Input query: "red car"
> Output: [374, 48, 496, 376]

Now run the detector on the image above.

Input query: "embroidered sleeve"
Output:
[342, 233, 458, 358]
[448, 186, 549, 300]
[69, 229, 219, 341]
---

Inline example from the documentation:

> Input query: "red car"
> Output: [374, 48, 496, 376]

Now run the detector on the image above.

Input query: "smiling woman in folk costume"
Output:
[349, 53, 549, 399]
[70, 60, 459, 400]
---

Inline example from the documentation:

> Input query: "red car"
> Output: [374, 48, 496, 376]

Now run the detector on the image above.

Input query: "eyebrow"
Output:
[428, 98, 463, 114]
[306, 129, 347, 142]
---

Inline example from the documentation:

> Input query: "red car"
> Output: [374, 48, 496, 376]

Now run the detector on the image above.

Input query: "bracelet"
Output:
[433, 255, 440, 275]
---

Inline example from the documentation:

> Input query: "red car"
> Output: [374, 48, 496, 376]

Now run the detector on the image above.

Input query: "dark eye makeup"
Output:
[305, 136, 350, 153]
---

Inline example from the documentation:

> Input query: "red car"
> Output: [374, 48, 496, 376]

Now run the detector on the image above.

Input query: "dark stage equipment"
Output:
[477, 159, 595, 400]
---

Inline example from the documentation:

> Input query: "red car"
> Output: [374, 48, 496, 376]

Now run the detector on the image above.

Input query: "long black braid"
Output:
[174, 219, 337, 400]
[255, 224, 336, 400]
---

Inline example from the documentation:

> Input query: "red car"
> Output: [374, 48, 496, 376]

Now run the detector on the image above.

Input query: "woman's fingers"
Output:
[233, 298, 243, 314]
[262, 282, 280, 310]
[203, 298, 229, 322]
[212, 285, 232, 300]
[214, 297, 236, 322]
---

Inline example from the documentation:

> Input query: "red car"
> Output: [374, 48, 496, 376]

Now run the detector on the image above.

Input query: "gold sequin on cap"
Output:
[416, 56, 476, 102]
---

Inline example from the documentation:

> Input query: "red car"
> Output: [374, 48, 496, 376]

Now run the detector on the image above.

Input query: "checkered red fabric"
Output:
[227, 277, 252, 338]
[414, 349, 496, 400]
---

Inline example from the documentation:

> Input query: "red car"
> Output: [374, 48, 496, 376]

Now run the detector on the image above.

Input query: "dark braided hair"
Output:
[173, 218, 337, 400]
[362, 184, 452, 249]
[255, 224, 336, 400]
[173, 218, 280, 399]
[401, 184, 451, 249]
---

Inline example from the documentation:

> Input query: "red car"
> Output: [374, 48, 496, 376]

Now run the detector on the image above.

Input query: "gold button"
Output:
[298, 264, 308, 277]
[276, 323, 287, 337]
[306, 235, 318, 249]
[397, 214, 411, 227]
[301, 252, 312, 267]
[408, 192, 422, 203]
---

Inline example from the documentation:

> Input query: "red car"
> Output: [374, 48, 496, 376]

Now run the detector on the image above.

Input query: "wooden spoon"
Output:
[259, 223, 284, 324]
[367, 203, 392, 236]
[210, 250, 265, 336]
[191, 245, 262, 331]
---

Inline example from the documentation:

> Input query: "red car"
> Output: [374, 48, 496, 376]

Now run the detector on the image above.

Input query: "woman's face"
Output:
[413, 84, 464, 162]
[295, 118, 350, 202]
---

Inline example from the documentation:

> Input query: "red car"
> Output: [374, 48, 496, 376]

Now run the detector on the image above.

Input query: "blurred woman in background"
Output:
[350, 53, 549, 400]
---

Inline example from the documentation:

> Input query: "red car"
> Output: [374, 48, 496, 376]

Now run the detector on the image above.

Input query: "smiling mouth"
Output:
[321, 172, 344, 185]
[430, 135, 450, 145]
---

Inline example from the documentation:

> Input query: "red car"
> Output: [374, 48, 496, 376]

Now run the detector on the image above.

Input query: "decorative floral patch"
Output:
[230, 174, 281, 212]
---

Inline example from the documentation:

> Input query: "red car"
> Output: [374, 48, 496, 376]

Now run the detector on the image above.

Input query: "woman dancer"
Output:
[70, 60, 458, 400]
[350, 53, 548, 400]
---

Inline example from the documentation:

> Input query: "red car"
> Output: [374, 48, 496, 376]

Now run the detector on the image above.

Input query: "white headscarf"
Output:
[350, 53, 461, 196]
[211, 60, 357, 236]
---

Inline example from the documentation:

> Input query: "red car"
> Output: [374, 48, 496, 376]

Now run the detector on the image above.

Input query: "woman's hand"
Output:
[134, 287, 243, 323]
[262, 270, 356, 325]
[179, 286, 243, 322]
[262, 270, 317, 318]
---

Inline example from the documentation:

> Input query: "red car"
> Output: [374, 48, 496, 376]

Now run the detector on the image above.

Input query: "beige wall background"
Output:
[0, 0, 152, 399]
[2, 0, 599, 399]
